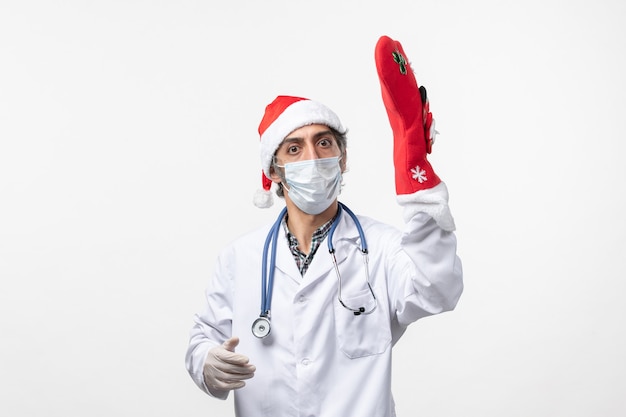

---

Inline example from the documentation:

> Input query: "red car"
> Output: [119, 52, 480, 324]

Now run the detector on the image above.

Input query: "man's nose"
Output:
[301, 146, 321, 160]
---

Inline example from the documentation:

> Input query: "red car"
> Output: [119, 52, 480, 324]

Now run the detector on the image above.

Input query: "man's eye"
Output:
[287, 146, 299, 154]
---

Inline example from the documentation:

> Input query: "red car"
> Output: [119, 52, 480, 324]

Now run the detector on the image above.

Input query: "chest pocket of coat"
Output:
[333, 288, 391, 359]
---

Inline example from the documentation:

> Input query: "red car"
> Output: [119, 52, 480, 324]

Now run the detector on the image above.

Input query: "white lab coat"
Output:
[186, 183, 463, 417]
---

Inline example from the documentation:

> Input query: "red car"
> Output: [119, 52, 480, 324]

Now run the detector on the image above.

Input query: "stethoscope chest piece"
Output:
[252, 316, 271, 338]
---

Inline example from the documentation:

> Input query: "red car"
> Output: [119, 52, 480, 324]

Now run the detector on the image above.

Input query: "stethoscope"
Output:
[251, 202, 377, 338]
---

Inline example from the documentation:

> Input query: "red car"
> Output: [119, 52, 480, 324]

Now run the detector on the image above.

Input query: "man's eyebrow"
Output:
[283, 129, 334, 142]
[277, 137, 302, 151]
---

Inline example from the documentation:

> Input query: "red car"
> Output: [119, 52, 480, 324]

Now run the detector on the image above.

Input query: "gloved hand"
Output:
[203, 336, 256, 393]
[375, 35, 441, 195]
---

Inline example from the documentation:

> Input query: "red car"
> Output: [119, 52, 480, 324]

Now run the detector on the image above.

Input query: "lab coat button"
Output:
[301, 358, 311, 366]
[298, 295, 306, 303]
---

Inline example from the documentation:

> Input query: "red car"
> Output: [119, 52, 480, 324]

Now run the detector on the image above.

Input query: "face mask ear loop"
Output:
[269, 157, 288, 195]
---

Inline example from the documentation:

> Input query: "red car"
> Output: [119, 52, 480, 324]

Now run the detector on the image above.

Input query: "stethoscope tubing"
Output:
[260, 206, 287, 316]
[328, 202, 367, 254]
[255, 201, 374, 338]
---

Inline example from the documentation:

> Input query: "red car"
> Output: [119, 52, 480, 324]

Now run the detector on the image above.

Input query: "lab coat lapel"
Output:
[300, 209, 361, 290]
[273, 225, 303, 283]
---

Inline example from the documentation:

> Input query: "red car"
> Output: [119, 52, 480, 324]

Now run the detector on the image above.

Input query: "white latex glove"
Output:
[203, 336, 256, 393]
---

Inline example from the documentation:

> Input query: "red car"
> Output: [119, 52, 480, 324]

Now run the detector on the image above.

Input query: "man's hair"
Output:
[271, 127, 348, 198]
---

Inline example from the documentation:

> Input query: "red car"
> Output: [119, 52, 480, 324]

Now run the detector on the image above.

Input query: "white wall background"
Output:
[1, 1, 625, 416]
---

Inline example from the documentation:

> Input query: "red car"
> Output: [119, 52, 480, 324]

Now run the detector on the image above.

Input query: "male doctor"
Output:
[185, 35, 463, 417]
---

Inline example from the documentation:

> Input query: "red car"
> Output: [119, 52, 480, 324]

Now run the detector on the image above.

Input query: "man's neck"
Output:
[285, 200, 338, 255]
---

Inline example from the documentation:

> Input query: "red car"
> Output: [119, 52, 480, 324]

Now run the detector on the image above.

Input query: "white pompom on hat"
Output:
[253, 95, 345, 208]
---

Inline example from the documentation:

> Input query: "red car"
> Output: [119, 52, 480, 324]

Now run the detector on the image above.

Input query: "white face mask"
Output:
[279, 156, 343, 215]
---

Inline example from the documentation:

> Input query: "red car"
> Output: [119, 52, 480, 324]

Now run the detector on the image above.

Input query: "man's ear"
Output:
[341, 150, 348, 172]
[269, 165, 283, 183]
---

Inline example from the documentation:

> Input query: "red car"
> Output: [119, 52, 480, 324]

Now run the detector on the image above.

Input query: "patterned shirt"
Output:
[282, 213, 337, 276]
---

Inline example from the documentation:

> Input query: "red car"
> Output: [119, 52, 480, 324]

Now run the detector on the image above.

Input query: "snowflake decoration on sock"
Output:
[411, 165, 427, 183]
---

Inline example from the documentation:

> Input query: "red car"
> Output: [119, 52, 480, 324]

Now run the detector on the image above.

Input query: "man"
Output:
[185, 35, 463, 417]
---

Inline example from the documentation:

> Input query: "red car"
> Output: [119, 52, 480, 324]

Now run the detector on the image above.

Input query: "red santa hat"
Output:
[253, 95, 345, 208]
